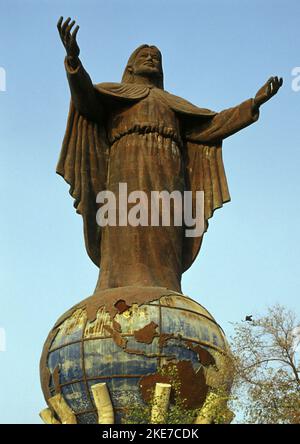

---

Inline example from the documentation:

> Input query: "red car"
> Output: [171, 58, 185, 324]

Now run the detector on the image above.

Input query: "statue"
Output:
[56, 17, 282, 293]
[39, 17, 282, 424]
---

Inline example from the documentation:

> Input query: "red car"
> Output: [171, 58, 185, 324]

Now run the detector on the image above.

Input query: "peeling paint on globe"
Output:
[40, 287, 231, 424]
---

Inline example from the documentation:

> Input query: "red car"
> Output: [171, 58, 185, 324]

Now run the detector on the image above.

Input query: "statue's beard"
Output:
[123, 64, 164, 89]
[133, 66, 161, 78]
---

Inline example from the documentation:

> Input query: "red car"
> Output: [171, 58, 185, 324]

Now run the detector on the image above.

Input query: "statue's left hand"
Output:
[254, 76, 283, 108]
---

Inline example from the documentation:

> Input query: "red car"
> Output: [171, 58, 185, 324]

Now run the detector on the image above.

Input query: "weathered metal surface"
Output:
[52, 287, 184, 327]
[184, 341, 216, 366]
[133, 321, 158, 344]
[104, 325, 127, 349]
[40, 287, 230, 423]
[140, 361, 208, 409]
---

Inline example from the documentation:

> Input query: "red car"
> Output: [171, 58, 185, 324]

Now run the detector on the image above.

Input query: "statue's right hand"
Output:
[57, 17, 80, 59]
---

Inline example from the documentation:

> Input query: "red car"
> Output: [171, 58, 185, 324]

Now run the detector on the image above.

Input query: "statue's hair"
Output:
[122, 44, 164, 89]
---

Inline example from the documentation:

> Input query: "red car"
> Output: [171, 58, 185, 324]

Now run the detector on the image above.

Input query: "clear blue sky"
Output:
[0, 0, 299, 423]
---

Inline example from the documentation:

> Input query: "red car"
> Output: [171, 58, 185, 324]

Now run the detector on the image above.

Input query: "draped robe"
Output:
[57, 58, 259, 293]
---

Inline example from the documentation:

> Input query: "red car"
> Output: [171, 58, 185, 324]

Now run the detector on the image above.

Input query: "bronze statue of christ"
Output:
[56, 17, 282, 293]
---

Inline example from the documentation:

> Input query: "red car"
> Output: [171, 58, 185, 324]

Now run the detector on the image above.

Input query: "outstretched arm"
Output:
[57, 17, 102, 121]
[186, 77, 283, 144]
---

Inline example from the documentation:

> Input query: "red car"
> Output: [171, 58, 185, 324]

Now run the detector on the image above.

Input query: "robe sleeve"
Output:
[185, 98, 259, 144]
[64, 57, 103, 122]
[56, 61, 110, 267]
[182, 99, 259, 272]
[182, 141, 230, 272]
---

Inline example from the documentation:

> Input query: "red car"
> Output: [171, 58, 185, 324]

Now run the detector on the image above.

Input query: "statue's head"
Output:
[122, 44, 164, 89]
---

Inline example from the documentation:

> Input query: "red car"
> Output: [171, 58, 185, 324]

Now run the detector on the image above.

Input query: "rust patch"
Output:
[158, 334, 216, 367]
[184, 341, 216, 367]
[113, 319, 122, 333]
[140, 373, 171, 401]
[40, 366, 52, 401]
[86, 303, 101, 324]
[158, 333, 176, 348]
[104, 325, 127, 349]
[53, 287, 183, 327]
[114, 300, 130, 314]
[140, 360, 208, 409]
[123, 346, 173, 359]
[133, 321, 158, 344]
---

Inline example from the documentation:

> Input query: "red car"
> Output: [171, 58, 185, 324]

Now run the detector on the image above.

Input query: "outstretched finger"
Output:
[274, 77, 282, 92]
[71, 25, 80, 42]
[66, 20, 75, 35]
[57, 16, 63, 33]
[276, 77, 282, 89]
[65, 20, 76, 41]
[61, 17, 71, 36]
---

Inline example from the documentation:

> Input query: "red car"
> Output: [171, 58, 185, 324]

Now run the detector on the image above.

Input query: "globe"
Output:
[40, 286, 230, 424]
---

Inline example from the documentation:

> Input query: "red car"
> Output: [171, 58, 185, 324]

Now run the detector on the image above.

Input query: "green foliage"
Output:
[122, 364, 200, 424]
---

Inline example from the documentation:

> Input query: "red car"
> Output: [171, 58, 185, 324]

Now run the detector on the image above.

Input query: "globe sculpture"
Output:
[40, 287, 231, 424]
[39, 16, 281, 425]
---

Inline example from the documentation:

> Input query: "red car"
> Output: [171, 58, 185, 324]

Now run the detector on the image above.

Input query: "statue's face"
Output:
[132, 47, 162, 77]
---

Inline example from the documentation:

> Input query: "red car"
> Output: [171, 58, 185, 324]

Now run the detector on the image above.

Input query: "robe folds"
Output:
[57, 60, 259, 292]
